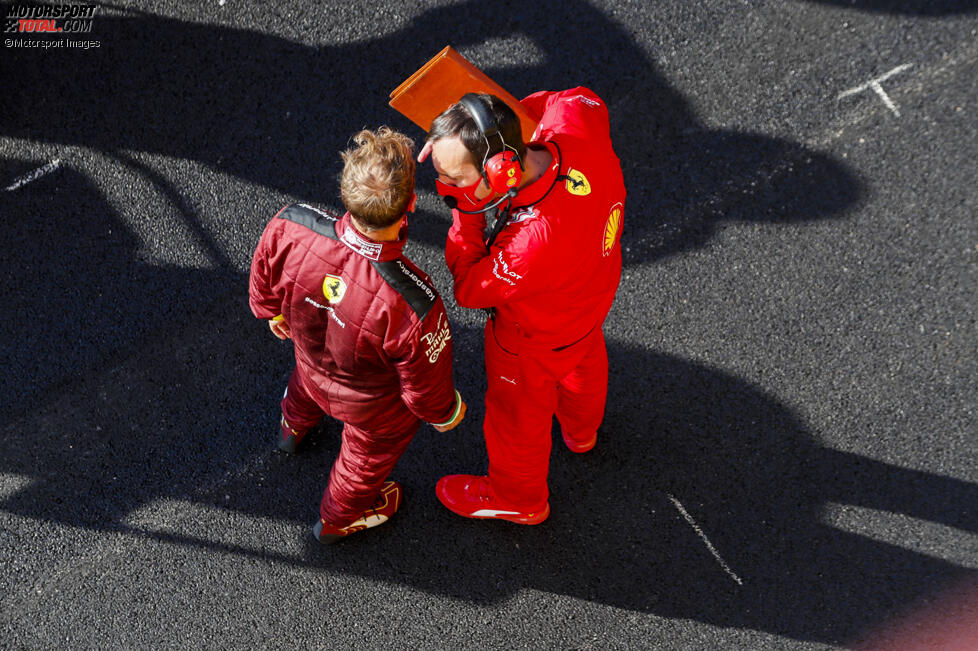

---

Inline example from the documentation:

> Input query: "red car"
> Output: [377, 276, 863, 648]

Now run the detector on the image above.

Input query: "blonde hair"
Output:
[340, 127, 415, 229]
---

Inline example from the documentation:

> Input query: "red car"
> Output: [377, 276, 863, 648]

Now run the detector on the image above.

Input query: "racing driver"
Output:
[250, 127, 466, 543]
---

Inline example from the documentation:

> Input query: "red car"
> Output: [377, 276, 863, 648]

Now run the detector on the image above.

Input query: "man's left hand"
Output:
[269, 318, 292, 340]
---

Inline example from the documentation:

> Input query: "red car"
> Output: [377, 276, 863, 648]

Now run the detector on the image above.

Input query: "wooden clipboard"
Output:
[389, 46, 539, 143]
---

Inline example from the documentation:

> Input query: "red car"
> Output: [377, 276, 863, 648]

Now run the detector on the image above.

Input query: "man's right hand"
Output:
[433, 396, 466, 432]
[268, 318, 292, 340]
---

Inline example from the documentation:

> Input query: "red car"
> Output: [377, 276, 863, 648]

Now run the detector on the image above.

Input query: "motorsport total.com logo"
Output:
[5, 4, 97, 34]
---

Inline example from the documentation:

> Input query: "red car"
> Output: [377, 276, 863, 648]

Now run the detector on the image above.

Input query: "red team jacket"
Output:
[446, 87, 626, 350]
[249, 204, 457, 430]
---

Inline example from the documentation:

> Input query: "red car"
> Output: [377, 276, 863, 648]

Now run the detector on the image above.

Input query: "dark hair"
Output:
[427, 93, 526, 168]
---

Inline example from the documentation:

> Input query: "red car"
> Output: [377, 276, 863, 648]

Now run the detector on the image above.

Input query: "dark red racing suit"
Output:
[250, 204, 458, 526]
[445, 87, 626, 509]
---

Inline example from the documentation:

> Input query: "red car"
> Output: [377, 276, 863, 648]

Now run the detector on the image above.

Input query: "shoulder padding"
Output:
[371, 258, 437, 321]
[277, 203, 339, 239]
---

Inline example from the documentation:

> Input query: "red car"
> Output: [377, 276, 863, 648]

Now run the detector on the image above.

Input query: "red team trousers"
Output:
[280, 367, 418, 526]
[483, 319, 609, 508]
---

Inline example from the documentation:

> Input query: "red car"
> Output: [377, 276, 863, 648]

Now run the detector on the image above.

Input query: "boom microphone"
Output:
[444, 188, 518, 215]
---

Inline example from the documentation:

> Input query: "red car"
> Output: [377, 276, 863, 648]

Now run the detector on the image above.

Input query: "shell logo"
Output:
[602, 203, 623, 257]
[322, 274, 347, 304]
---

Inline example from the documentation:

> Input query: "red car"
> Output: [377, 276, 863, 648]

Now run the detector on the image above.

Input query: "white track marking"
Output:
[666, 493, 744, 586]
[4, 158, 62, 191]
[838, 64, 913, 117]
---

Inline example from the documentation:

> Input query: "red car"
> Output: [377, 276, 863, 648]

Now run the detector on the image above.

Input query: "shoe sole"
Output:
[445, 504, 550, 525]
[278, 434, 302, 454]
[311, 520, 346, 544]
[437, 481, 550, 525]
[488, 502, 550, 525]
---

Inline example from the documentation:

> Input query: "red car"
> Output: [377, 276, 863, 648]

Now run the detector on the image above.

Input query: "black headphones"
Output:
[458, 93, 524, 194]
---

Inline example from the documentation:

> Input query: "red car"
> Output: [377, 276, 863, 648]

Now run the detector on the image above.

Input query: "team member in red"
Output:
[418, 88, 625, 523]
[250, 127, 466, 543]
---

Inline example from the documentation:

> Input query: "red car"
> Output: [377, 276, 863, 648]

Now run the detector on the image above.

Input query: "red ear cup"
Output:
[484, 152, 523, 194]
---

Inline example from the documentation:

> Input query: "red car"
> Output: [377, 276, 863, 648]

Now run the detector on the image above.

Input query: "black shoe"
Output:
[277, 415, 307, 454]
[311, 520, 345, 544]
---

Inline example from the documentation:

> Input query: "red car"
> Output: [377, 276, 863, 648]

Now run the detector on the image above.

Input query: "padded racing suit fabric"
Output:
[250, 204, 457, 526]
[445, 87, 625, 508]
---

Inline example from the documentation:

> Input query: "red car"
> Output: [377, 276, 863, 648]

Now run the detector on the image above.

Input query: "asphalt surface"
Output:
[1, 0, 976, 648]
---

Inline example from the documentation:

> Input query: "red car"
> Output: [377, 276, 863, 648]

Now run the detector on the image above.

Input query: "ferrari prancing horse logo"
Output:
[603, 203, 623, 257]
[323, 274, 347, 304]
[565, 168, 591, 196]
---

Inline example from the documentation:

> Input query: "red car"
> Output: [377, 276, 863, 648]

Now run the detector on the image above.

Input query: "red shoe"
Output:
[561, 429, 597, 453]
[435, 475, 549, 525]
[278, 415, 308, 454]
[312, 481, 402, 544]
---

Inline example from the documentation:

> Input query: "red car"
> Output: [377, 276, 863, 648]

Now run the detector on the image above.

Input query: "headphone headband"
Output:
[459, 93, 501, 142]
[457, 93, 524, 195]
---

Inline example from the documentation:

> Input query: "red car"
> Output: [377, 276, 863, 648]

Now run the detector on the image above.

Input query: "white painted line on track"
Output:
[838, 64, 913, 117]
[666, 493, 744, 586]
[4, 158, 62, 191]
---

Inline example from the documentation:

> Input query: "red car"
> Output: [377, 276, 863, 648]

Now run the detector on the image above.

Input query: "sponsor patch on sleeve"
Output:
[371, 258, 437, 320]
[278, 203, 340, 239]
[603, 202, 623, 257]
[420, 313, 452, 363]
[491, 251, 523, 286]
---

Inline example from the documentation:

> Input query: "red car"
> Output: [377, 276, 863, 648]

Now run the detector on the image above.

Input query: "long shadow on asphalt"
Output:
[3, 0, 863, 269]
[3, 0, 974, 646]
[0, 157, 239, 419]
[287, 335, 978, 646]
[801, 0, 978, 15]
[2, 299, 974, 646]
[0, 0, 866, 427]
[0, 162, 970, 644]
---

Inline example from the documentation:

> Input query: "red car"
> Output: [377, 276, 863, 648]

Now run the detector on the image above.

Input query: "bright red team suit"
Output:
[445, 87, 625, 510]
[250, 204, 458, 527]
